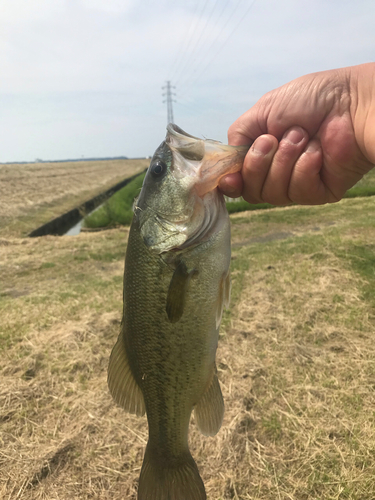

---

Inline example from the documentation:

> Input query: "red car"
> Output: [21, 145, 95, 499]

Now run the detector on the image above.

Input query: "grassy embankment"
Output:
[83, 168, 375, 228]
[83, 172, 146, 228]
[1, 191, 375, 499]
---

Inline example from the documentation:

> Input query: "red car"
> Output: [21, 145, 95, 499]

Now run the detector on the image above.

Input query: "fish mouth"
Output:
[166, 123, 251, 196]
[167, 124, 200, 141]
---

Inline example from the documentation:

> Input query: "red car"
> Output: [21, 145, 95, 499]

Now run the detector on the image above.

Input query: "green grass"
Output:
[344, 186, 375, 198]
[83, 172, 146, 228]
[227, 168, 375, 214]
[84, 169, 375, 228]
[83, 172, 276, 227]
[334, 242, 375, 306]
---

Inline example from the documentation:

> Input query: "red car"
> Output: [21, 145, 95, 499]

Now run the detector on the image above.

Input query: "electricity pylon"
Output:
[162, 81, 176, 124]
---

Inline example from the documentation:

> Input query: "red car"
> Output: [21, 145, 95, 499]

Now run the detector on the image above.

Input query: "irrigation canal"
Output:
[28, 169, 146, 237]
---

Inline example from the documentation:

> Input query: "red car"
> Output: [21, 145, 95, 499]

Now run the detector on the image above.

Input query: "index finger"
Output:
[228, 107, 266, 146]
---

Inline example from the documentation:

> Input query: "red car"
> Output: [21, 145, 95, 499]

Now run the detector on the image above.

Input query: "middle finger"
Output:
[261, 126, 309, 205]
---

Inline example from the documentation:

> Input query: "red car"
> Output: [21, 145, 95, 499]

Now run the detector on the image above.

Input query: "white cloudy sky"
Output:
[1, 0, 374, 162]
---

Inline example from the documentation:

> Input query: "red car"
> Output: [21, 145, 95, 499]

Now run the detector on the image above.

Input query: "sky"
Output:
[1, 0, 374, 163]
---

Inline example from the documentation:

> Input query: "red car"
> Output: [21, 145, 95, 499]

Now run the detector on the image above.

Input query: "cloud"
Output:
[1, 0, 65, 21]
[1, 0, 375, 161]
[79, 0, 133, 14]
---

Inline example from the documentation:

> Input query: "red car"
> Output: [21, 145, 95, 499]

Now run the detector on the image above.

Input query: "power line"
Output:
[168, 0, 211, 83]
[168, 0, 202, 79]
[178, 0, 258, 100]
[173, 0, 223, 87]
[175, 98, 206, 115]
[179, 0, 231, 83]
[177, 0, 243, 92]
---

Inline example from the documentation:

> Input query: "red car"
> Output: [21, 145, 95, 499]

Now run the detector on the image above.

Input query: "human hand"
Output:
[219, 64, 375, 205]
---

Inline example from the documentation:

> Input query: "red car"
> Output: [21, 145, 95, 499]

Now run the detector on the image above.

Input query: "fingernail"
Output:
[252, 136, 273, 155]
[305, 140, 320, 153]
[283, 126, 305, 145]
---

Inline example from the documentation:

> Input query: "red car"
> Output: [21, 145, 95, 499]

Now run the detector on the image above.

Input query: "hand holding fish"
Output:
[220, 63, 375, 206]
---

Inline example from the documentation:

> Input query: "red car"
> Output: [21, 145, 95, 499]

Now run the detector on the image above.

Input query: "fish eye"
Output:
[150, 160, 167, 177]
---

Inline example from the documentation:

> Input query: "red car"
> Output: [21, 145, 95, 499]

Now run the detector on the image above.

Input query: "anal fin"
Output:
[194, 368, 224, 436]
[107, 334, 145, 416]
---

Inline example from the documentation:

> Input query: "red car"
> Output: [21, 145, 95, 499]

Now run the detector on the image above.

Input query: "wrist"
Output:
[349, 63, 375, 167]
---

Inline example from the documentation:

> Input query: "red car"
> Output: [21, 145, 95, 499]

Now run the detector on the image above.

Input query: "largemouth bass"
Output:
[108, 124, 249, 500]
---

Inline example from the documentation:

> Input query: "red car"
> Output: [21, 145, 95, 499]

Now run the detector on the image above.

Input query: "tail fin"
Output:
[138, 444, 206, 500]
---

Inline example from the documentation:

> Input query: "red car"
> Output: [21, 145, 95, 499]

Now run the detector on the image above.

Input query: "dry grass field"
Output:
[1, 163, 375, 499]
[0, 159, 148, 237]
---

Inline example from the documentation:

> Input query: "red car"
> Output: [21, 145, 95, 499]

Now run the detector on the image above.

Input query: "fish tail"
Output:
[138, 443, 206, 500]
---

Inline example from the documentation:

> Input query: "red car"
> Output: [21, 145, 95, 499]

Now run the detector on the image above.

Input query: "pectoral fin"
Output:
[216, 271, 231, 329]
[194, 368, 224, 436]
[166, 261, 198, 323]
[107, 334, 145, 417]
